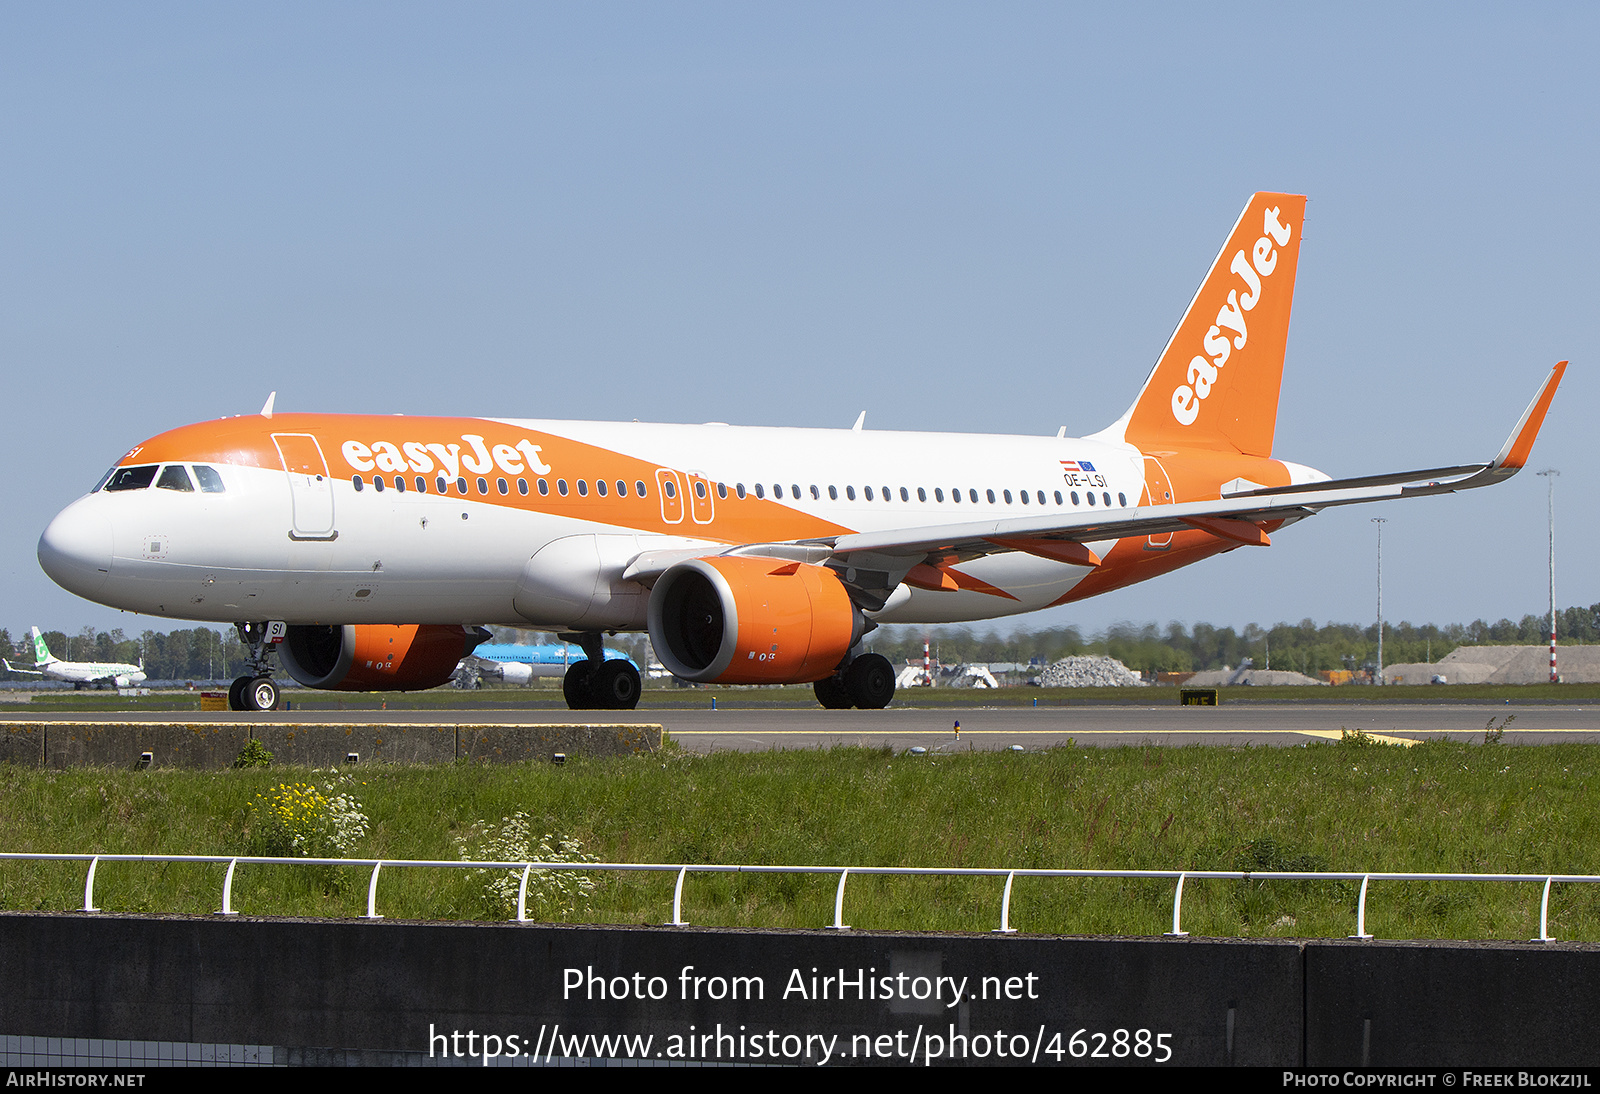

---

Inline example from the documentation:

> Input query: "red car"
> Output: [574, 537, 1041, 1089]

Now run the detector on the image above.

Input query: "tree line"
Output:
[3, 603, 1597, 683]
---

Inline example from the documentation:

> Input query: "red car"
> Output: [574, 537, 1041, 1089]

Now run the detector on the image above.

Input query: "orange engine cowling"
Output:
[647, 556, 864, 684]
[278, 624, 486, 692]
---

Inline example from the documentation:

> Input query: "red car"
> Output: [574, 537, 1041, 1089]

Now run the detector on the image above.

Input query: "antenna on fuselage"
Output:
[260, 391, 277, 419]
[1056, 426, 1066, 438]
[852, 411, 865, 431]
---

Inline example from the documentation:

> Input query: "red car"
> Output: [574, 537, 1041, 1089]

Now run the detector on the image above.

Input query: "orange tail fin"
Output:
[1116, 192, 1307, 457]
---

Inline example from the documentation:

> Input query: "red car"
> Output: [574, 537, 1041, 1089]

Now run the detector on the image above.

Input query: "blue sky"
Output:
[3, 3, 1595, 639]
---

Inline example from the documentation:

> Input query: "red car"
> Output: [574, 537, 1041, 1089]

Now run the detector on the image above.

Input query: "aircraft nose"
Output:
[38, 501, 113, 598]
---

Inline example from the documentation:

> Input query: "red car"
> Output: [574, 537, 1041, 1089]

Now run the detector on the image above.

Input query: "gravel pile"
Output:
[1038, 656, 1145, 688]
[1186, 668, 1325, 687]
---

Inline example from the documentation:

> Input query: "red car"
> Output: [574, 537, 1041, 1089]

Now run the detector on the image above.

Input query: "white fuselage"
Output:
[40, 418, 1182, 631]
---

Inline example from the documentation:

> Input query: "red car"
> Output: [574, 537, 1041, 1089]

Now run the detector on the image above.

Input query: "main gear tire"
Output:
[813, 674, 854, 709]
[845, 654, 895, 710]
[591, 660, 642, 710]
[562, 660, 594, 710]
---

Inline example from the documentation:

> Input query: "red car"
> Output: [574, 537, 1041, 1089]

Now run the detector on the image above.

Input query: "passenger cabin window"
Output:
[155, 465, 194, 492]
[105, 465, 158, 492]
[597, 479, 608, 497]
[538, 479, 549, 496]
[193, 465, 226, 493]
[622, 480, 632, 498]
[352, 475, 365, 492]
[635, 480, 648, 498]
[436, 476, 448, 493]
[576, 479, 587, 497]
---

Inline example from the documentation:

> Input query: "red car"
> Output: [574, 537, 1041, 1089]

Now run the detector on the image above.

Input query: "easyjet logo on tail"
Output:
[1170, 207, 1294, 426]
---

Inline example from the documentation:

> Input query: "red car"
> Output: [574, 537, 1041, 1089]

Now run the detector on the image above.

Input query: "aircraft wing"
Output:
[822, 361, 1565, 564]
[622, 362, 1564, 594]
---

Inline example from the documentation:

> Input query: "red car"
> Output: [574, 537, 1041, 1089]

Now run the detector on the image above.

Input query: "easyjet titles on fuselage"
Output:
[340, 435, 553, 480]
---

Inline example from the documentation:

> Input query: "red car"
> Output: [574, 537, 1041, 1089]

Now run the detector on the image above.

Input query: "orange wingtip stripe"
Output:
[1499, 361, 1567, 471]
[1180, 516, 1271, 547]
[985, 537, 1102, 568]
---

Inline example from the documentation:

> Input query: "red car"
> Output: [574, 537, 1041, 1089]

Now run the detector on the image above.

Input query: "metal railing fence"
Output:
[2, 852, 1595, 942]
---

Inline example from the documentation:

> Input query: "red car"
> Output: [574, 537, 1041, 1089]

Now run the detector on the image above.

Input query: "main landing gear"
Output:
[228, 622, 280, 712]
[559, 631, 642, 711]
[813, 652, 896, 710]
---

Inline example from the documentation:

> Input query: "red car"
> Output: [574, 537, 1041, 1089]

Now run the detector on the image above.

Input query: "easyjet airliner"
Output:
[37, 193, 1565, 712]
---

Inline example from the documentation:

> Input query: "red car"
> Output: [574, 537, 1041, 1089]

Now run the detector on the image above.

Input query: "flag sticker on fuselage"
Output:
[1060, 459, 1107, 489]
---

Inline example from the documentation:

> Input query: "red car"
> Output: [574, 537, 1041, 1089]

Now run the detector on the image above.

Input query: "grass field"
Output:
[2, 732, 1596, 941]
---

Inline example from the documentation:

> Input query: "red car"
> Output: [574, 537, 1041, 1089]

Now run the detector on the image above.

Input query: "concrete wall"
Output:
[0, 913, 1595, 1066]
[0, 721, 659, 768]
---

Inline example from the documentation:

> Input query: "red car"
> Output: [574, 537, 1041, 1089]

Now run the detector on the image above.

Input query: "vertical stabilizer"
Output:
[31, 627, 55, 667]
[1117, 193, 1307, 457]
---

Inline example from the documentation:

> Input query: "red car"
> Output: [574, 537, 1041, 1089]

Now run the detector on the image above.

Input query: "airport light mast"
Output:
[1372, 518, 1386, 685]
[1537, 469, 1559, 683]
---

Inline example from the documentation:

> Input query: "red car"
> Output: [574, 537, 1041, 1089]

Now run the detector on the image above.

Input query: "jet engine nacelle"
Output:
[279, 623, 488, 692]
[647, 556, 864, 684]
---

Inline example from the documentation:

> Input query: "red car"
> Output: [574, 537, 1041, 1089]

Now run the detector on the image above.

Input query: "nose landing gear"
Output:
[228, 622, 281, 712]
[558, 631, 642, 711]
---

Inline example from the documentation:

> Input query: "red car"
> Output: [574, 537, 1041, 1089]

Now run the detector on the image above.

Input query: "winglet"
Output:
[1490, 361, 1566, 472]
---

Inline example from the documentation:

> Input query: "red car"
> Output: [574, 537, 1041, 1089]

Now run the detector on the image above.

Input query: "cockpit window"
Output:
[193, 465, 226, 493]
[91, 467, 117, 493]
[105, 465, 159, 492]
[155, 465, 195, 492]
